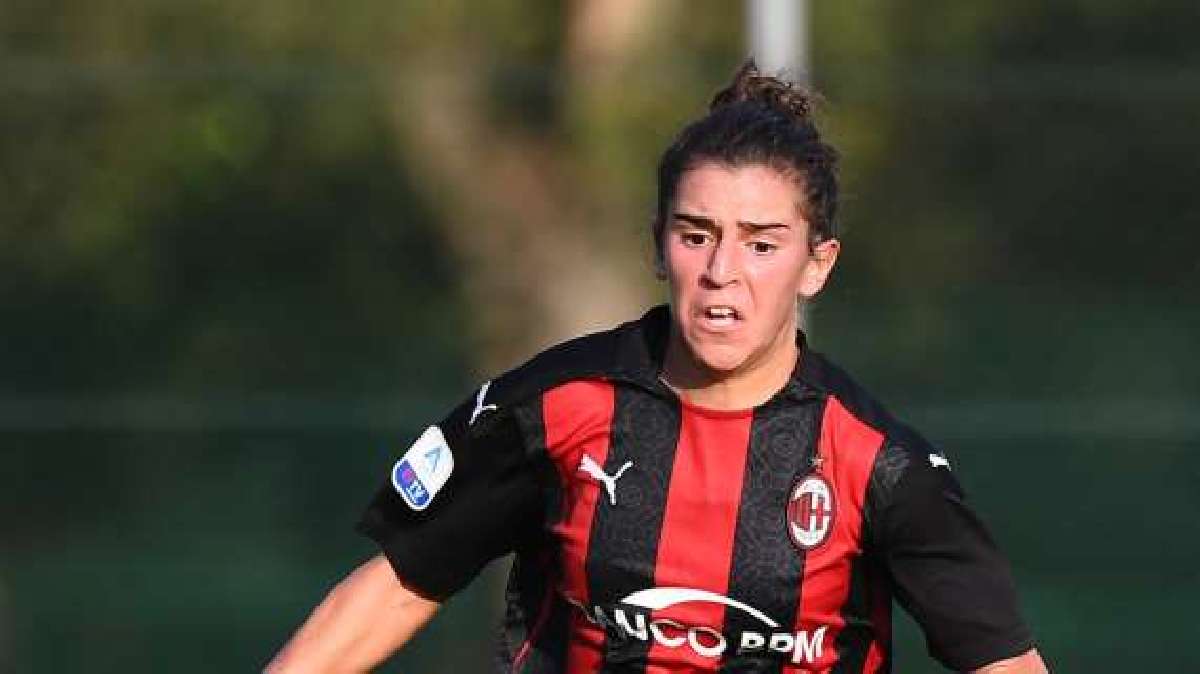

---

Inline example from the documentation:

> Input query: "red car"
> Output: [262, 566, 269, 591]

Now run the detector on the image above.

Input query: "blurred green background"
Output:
[2, 1, 1198, 672]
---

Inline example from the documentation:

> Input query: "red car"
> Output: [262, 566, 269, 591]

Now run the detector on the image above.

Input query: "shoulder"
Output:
[483, 306, 666, 411]
[440, 307, 666, 458]
[803, 351, 970, 553]
[802, 349, 948, 494]
[803, 350, 925, 451]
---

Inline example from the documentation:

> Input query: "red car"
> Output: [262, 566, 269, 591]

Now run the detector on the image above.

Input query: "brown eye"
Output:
[749, 241, 776, 255]
[681, 232, 708, 247]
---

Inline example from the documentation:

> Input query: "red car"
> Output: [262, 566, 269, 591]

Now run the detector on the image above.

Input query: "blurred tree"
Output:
[0, 1, 472, 396]
[385, 0, 745, 373]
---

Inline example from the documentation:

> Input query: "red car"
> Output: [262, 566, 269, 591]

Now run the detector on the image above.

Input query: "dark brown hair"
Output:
[652, 60, 839, 261]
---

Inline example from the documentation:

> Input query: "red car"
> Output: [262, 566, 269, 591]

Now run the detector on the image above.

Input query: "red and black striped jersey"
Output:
[358, 306, 1034, 673]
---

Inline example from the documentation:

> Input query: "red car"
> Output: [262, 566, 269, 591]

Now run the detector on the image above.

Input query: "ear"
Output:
[798, 238, 840, 299]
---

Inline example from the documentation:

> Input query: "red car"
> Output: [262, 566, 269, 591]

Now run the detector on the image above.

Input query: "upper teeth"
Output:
[707, 307, 735, 318]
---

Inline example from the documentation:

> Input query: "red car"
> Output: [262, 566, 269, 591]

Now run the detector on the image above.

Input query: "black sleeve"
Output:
[355, 392, 544, 600]
[867, 437, 1035, 672]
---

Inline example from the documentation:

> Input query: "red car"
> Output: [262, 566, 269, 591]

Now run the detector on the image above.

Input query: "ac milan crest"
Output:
[787, 474, 836, 551]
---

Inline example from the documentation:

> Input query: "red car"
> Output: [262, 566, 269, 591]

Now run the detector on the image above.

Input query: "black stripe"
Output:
[496, 550, 566, 673]
[863, 575, 893, 674]
[525, 595, 574, 673]
[585, 385, 681, 673]
[498, 400, 570, 673]
[828, 554, 874, 673]
[495, 552, 532, 672]
[540, 596, 577, 673]
[854, 448, 899, 674]
[719, 399, 822, 673]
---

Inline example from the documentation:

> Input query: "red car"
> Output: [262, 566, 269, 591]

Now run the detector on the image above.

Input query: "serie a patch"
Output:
[391, 425, 455, 511]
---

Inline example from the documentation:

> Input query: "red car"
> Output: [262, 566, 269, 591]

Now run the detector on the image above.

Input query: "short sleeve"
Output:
[355, 391, 543, 600]
[868, 439, 1035, 671]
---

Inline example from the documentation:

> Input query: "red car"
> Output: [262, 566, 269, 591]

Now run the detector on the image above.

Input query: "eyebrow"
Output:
[671, 212, 790, 232]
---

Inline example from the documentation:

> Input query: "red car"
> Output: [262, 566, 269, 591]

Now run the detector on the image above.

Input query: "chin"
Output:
[689, 343, 750, 376]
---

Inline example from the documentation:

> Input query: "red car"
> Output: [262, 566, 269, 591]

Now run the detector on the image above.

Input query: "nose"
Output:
[701, 238, 739, 287]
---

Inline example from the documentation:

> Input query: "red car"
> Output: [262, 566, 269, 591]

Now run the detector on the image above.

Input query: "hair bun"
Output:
[709, 59, 813, 122]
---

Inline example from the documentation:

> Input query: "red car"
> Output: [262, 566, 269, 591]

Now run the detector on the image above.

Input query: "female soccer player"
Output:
[267, 62, 1048, 673]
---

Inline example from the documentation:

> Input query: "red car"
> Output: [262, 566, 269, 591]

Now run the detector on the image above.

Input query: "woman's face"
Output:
[662, 162, 839, 379]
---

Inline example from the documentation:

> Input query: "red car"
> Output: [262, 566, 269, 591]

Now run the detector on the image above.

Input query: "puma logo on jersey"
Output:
[928, 453, 951, 469]
[469, 380, 499, 426]
[578, 454, 633, 506]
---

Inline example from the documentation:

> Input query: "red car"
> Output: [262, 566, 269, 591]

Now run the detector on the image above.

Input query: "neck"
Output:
[660, 324, 799, 411]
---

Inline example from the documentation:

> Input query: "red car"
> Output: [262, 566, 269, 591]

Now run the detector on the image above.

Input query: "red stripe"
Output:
[787, 396, 884, 672]
[543, 381, 615, 674]
[644, 403, 753, 673]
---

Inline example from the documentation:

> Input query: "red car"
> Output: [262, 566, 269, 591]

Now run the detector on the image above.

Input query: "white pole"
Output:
[746, 0, 809, 84]
[746, 0, 814, 330]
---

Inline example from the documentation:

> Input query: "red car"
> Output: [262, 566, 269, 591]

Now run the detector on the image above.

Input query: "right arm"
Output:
[271, 381, 541, 673]
[264, 554, 440, 674]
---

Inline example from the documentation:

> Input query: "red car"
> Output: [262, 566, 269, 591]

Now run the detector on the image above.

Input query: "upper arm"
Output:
[271, 384, 550, 673]
[356, 388, 545, 599]
[868, 437, 1036, 671]
[265, 554, 441, 674]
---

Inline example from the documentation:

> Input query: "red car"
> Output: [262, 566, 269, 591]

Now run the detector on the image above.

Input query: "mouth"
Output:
[697, 304, 742, 330]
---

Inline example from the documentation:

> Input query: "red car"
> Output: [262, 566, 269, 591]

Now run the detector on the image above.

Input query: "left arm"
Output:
[868, 436, 1041, 672]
